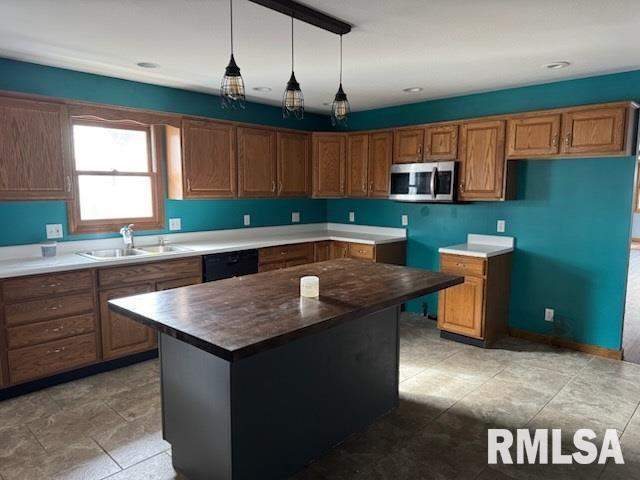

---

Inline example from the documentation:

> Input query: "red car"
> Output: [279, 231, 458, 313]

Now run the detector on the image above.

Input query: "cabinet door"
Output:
[312, 134, 346, 197]
[561, 106, 627, 155]
[506, 114, 561, 158]
[437, 276, 485, 339]
[181, 119, 236, 198]
[0, 97, 72, 200]
[277, 131, 309, 196]
[238, 127, 277, 197]
[368, 131, 393, 197]
[314, 241, 331, 262]
[330, 241, 349, 259]
[459, 120, 506, 200]
[100, 284, 156, 360]
[393, 128, 424, 163]
[346, 134, 369, 197]
[425, 124, 458, 160]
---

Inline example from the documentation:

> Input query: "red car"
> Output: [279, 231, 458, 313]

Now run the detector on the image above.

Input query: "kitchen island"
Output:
[109, 259, 462, 480]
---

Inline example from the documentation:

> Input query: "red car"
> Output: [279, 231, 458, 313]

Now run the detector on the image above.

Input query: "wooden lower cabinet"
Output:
[438, 253, 512, 345]
[329, 241, 349, 259]
[100, 283, 156, 361]
[314, 241, 331, 262]
[258, 243, 314, 272]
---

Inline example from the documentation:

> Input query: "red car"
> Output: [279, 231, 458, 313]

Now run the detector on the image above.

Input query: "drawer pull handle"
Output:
[47, 305, 64, 311]
[41, 282, 62, 288]
[48, 347, 66, 354]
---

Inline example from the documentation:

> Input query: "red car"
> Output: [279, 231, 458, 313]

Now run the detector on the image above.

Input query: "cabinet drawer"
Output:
[4, 292, 94, 326]
[8, 333, 98, 384]
[7, 314, 95, 350]
[259, 262, 286, 273]
[286, 258, 312, 268]
[259, 243, 313, 263]
[156, 276, 202, 291]
[3, 270, 93, 302]
[348, 243, 375, 261]
[99, 257, 202, 287]
[440, 254, 486, 277]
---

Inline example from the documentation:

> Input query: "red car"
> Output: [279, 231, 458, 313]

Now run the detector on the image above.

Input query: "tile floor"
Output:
[1, 313, 639, 479]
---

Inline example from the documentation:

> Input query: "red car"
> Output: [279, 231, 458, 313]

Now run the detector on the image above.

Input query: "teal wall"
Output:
[0, 58, 330, 245]
[329, 70, 640, 351]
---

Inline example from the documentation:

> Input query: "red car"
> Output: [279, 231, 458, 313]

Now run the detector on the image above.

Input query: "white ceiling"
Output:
[1, 0, 640, 113]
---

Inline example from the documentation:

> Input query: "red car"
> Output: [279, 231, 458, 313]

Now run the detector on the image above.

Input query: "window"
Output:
[68, 119, 164, 233]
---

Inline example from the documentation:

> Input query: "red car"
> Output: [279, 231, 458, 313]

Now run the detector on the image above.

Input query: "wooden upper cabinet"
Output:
[459, 119, 507, 201]
[167, 119, 236, 199]
[312, 134, 346, 198]
[368, 131, 393, 197]
[238, 127, 277, 197]
[347, 134, 369, 197]
[277, 131, 309, 197]
[560, 105, 629, 156]
[507, 113, 561, 158]
[0, 97, 72, 200]
[425, 124, 458, 160]
[393, 128, 424, 163]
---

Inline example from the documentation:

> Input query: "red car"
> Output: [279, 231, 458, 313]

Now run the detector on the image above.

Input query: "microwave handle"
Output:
[430, 166, 438, 199]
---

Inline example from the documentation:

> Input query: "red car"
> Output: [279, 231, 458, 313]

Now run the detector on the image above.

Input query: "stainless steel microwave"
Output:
[389, 162, 458, 202]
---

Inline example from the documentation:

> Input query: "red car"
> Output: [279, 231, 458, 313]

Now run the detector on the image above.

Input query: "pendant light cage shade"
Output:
[220, 0, 246, 109]
[283, 72, 304, 119]
[282, 16, 304, 119]
[221, 54, 246, 109]
[331, 35, 350, 126]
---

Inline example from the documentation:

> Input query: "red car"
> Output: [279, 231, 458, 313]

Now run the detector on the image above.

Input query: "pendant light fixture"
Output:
[220, 0, 245, 109]
[331, 34, 350, 126]
[282, 16, 304, 119]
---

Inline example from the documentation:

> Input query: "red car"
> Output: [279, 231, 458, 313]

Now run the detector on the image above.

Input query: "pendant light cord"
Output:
[291, 16, 294, 71]
[339, 34, 343, 84]
[230, 0, 234, 54]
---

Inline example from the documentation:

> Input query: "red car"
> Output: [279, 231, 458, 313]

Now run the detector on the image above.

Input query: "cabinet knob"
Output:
[64, 176, 72, 193]
[362, 180, 366, 192]
[459, 182, 465, 192]
[278, 181, 283, 193]
[564, 133, 571, 146]
[552, 134, 559, 147]
[186, 179, 192, 192]
[271, 180, 276, 192]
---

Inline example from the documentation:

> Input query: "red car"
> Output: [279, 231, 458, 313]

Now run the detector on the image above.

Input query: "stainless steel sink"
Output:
[78, 248, 149, 260]
[137, 245, 191, 254]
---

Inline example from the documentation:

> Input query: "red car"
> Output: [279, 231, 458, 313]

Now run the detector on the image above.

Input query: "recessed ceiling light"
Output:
[402, 87, 423, 93]
[253, 86, 272, 92]
[136, 62, 160, 69]
[544, 61, 571, 70]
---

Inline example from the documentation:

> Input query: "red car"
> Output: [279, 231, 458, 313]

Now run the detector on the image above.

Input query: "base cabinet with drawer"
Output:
[98, 257, 202, 360]
[438, 253, 512, 346]
[258, 243, 315, 272]
[1, 270, 99, 386]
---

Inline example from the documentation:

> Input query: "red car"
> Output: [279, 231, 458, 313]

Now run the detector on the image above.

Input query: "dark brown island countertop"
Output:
[109, 259, 463, 361]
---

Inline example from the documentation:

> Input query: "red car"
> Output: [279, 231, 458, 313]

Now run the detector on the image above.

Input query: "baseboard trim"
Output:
[509, 328, 622, 360]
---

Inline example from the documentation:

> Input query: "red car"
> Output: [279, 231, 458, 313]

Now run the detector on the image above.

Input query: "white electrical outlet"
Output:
[497, 220, 506, 233]
[291, 212, 300, 223]
[349, 211, 355, 223]
[401, 214, 409, 227]
[243, 214, 251, 226]
[545, 308, 555, 322]
[45, 224, 63, 239]
[168, 218, 182, 231]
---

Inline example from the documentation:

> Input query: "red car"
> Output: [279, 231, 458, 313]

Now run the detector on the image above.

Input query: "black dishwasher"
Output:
[203, 249, 259, 282]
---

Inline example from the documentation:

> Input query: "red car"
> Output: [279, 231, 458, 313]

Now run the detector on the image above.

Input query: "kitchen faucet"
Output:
[119, 224, 135, 249]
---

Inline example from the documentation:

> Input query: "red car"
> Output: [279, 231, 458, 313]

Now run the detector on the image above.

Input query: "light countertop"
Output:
[0, 223, 406, 279]
[438, 234, 515, 258]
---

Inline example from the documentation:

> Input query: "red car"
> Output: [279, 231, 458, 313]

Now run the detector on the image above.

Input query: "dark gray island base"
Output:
[109, 259, 462, 480]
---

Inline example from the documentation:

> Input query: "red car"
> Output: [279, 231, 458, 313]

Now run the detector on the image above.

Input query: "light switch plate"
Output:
[168, 218, 182, 231]
[243, 214, 251, 226]
[401, 214, 409, 226]
[46, 224, 63, 239]
[544, 308, 555, 322]
[291, 212, 300, 223]
[497, 220, 506, 233]
[349, 211, 355, 223]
